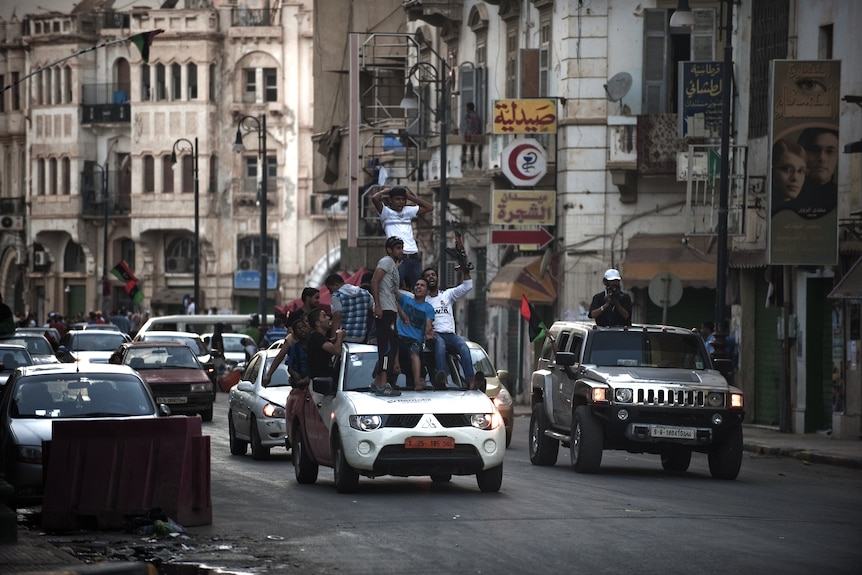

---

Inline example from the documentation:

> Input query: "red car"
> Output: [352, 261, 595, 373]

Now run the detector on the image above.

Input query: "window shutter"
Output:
[642, 9, 669, 114]
[691, 8, 716, 61]
[460, 65, 476, 132]
[520, 49, 540, 98]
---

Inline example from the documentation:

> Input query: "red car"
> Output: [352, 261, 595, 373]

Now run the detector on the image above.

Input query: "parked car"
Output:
[285, 342, 506, 493]
[529, 321, 744, 479]
[202, 332, 249, 365]
[0, 363, 167, 503]
[133, 330, 219, 383]
[466, 341, 514, 447]
[0, 344, 34, 388]
[228, 348, 293, 460]
[0, 333, 60, 365]
[57, 329, 131, 363]
[110, 341, 215, 421]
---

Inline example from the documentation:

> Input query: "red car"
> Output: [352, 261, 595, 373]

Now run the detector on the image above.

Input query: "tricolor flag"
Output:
[130, 29, 164, 64]
[111, 261, 144, 305]
[520, 295, 548, 343]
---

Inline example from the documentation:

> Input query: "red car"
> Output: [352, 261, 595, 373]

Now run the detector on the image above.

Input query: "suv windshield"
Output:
[585, 331, 708, 370]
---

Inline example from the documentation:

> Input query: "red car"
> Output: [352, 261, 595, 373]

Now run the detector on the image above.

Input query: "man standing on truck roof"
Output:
[588, 269, 632, 327]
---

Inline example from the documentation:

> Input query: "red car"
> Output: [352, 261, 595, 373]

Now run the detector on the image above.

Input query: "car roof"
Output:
[64, 329, 127, 335]
[549, 321, 697, 336]
[0, 343, 28, 350]
[123, 340, 191, 348]
[15, 362, 140, 377]
[137, 330, 204, 339]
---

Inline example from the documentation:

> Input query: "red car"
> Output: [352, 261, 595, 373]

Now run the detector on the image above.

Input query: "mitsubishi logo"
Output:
[420, 415, 438, 429]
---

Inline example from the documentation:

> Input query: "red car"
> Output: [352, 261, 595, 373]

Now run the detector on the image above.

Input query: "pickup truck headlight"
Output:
[349, 414, 383, 431]
[614, 388, 633, 403]
[471, 413, 501, 430]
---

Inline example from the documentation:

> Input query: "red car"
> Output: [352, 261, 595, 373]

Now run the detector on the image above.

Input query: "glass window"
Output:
[171, 63, 182, 100]
[143, 155, 155, 192]
[264, 68, 277, 102]
[162, 154, 173, 193]
[187, 62, 198, 100]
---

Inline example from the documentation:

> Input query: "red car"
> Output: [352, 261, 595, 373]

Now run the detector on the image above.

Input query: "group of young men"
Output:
[259, 185, 482, 397]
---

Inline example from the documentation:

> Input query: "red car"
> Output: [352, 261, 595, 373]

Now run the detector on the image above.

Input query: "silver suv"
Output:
[529, 321, 744, 479]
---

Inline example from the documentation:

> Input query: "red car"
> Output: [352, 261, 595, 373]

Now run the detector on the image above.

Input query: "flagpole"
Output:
[0, 30, 164, 94]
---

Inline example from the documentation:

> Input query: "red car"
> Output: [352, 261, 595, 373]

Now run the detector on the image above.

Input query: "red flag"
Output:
[520, 295, 547, 343]
[130, 29, 164, 64]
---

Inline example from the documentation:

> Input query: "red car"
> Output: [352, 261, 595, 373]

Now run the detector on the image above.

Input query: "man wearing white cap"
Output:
[589, 268, 632, 327]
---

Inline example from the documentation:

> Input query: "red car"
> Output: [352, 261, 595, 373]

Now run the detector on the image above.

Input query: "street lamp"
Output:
[92, 162, 110, 315]
[715, 1, 734, 357]
[171, 137, 199, 313]
[233, 114, 268, 323]
[401, 56, 450, 276]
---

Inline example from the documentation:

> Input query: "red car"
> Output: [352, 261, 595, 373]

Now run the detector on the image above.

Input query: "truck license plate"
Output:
[650, 426, 695, 440]
[405, 437, 455, 449]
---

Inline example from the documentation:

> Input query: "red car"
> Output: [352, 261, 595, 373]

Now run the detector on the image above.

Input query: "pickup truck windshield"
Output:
[585, 331, 708, 370]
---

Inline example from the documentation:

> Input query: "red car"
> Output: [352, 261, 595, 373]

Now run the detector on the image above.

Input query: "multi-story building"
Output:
[311, 1, 860, 439]
[0, 0, 330, 324]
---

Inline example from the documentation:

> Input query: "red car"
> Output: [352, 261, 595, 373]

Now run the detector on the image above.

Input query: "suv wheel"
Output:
[333, 438, 360, 493]
[292, 426, 319, 484]
[529, 402, 559, 466]
[661, 449, 692, 473]
[708, 423, 743, 480]
[570, 405, 603, 473]
[199, 404, 213, 422]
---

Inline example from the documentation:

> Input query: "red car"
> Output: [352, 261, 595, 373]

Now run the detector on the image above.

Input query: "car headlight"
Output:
[190, 383, 209, 392]
[707, 392, 724, 407]
[494, 386, 513, 407]
[262, 403, 285, 418]
[614, 388, 633, 403]
[470, 413, 501, 430]
[730, 393, 743, 409]
[349, 414, 383, 431]
[16, 445, 43, 465]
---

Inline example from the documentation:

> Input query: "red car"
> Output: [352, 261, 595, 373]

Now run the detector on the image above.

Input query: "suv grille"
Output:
[636, 388, 706, 407]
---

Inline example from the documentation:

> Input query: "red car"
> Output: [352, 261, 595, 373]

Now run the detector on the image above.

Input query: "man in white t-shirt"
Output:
[372, 185, 434, 290]
[422, 264, 484, 391]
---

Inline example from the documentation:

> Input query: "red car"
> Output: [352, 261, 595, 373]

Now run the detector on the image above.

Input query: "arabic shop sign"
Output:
[677, 61, 724, 138]
[493, 99, 557, 134]
[501, 138, 548, 187]
[491, 190, 555, 226]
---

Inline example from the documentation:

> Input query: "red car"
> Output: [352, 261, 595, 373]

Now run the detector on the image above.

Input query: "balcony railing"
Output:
[82, 82, 131, 124]
[80, 170, 131, 217]
[230, 8, 277, 27]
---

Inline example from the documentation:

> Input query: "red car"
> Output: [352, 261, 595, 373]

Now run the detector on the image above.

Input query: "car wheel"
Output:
[292, 426, 319, 484]
[199, 404, 213, 422]
[476, 463, 503, 493]
[250, 417, 270, 461]
[570, 405, 603, 474]
[430, 473, 452, 483]
[228, 410, 248, 456]
[529, 402, 559, 466]
[333, 438, 359, 493]
[661, 449, 692, 473]
[505, 426, 512, 448]
[708, 423, 743, 480]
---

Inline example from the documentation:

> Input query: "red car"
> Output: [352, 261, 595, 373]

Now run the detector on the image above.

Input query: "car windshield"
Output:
[144, 335, 208, 355]
[71, 333, 127, 351]
[12, 374, 156, 418]
[223, 336, 246, 354]
[469, 348, 495, 374]
[1, 336, 54, 356]
[342, 351, 379, 391]
[125, 346, 199, 369]
[263, 357, 291, 387]
[585, 331, 708, 369]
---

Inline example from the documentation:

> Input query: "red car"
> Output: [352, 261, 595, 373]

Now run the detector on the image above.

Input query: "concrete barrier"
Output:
[41, 417, 211, 531]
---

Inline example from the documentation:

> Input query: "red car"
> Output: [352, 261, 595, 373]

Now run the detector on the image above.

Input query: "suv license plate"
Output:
[405, 437, 455, 449]
[157, 396, 188, 404]
[650, 426, 695, 440]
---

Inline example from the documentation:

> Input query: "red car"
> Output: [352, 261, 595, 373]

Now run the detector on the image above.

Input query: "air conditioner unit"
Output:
[34, 251, 48, 266]
[239, 257, 254, 270]
[0, 215, 24, 231]
[166, 256, 188, 273]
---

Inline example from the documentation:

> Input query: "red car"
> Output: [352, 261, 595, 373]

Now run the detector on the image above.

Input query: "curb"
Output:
[743, 442, 862, 470]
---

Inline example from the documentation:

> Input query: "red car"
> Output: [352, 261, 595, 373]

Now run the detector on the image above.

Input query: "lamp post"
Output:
[401, 56, 450, 275]
[171, 137, 199, 313]
[233, 114, 268, 323]
[93, 162, 110, 315]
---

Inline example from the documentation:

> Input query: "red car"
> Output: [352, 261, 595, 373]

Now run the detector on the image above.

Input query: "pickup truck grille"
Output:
[636, 388, 706, 407]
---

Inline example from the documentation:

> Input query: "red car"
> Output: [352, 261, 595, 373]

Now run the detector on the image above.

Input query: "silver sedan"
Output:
[228, 348, 293, 460]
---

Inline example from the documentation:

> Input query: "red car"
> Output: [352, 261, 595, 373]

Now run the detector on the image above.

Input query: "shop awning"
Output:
[488, 256, 557, 307]
[621, 234, 716, 289]
[828, 256, 862, 299]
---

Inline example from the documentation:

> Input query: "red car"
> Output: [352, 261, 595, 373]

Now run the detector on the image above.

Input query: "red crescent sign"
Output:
[502, 139, 547, 186]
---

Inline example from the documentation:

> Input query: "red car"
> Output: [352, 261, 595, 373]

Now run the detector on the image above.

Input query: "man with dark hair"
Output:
[796, 127, 839, 218]
[396, 277, 436, 391]
[369, 236, 404, 396]
[325, 273, 373, 343]
[371, 185, 434, 289]
[262, 310, 307, 386]
[300, 287, 321, 315]
[241, 314, 261, 347]
[306, 308, 344, 381]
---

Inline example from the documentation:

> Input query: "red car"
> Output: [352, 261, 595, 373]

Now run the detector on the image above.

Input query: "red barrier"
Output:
[41, 417, 211, 531]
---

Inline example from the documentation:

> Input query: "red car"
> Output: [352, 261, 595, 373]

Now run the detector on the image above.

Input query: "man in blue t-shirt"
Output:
[396, 278, 435, 391]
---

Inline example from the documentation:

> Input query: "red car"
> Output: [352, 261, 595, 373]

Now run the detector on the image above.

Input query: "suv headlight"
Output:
[471, 413, 501, 430]
[614, 388, 633, 403]
[349, 414, 383, 431]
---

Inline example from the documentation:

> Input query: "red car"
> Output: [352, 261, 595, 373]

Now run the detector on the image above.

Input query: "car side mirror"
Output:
[158, 404, 172, 417]
[312, 376, 336, 396]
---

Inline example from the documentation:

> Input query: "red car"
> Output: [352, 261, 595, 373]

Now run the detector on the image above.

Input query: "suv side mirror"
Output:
[555, 352, 576, 366]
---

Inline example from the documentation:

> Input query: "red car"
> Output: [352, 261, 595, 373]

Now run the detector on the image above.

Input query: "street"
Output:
[31, 392, 862, 574]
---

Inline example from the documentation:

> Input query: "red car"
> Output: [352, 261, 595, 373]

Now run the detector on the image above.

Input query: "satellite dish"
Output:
[604, 72, 633, 103]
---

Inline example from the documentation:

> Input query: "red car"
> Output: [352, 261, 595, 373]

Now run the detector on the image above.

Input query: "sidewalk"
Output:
[2, 410, 860, 574]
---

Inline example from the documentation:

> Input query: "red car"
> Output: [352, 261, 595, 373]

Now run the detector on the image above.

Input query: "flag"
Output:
[130, 29, 164, 64]
[520, 295, 547, 343]
[111, 261, 144, 305]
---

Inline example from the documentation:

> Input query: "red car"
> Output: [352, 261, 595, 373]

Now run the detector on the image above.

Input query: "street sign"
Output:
[501, 138, 547, 186]
[491, 227, 553, 249]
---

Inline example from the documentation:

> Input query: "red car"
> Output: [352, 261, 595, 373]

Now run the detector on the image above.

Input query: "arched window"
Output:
[187, 63, 198, 100]
[155, 64, 166, 101]
[61, 157, 71, 194]
[237, 234, 277, 270]
[63, 241, 86, 273]
[64, 66, 72, 103]
[37, 158, 46, 195]
[48, 158, 57, 195]
[171, 63, 182, 101]
[165, 237, 195, 273]
[141, 64, 151, 101]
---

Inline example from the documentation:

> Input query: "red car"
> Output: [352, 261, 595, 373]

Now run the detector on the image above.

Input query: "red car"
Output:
[110, 341, 215, 421]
